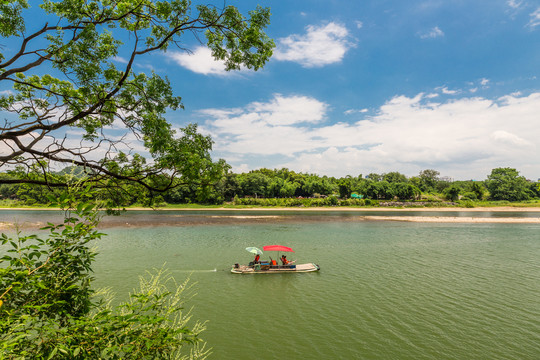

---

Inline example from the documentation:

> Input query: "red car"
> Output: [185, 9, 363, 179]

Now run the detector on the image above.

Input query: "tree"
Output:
[338, 176, 352, 198]
[470, 181, 486, 200]
[366, 173, 382, 182]
[485, 167, 532, 201]
[383, 172, 407, 184]
[301, 175, 334, 197]
[392, 182, 420, 200]
[418, 169, 440, 192]
[239, 171, 269, 198]
[365, 180, 392, 200]
[1, 1, 274, 356]
[444, 185, 460, 201]
[0, 0, 274, 205]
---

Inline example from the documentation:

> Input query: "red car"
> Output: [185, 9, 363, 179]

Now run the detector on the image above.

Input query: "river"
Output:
[1, 210, 540, 359]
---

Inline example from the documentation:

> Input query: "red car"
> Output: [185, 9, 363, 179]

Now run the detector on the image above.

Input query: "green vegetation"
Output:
[0, 1, 539, 358]
[0, 0, 273, 208]
[0, 0, 273, 358]
[2, 167, 539, 209]
[1, 191, 208, 358]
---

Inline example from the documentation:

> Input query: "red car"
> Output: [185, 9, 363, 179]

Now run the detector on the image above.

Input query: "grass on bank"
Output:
[2, 198, 540, 210]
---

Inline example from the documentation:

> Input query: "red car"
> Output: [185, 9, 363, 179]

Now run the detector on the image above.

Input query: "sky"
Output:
[3, 0, 540, 181]
[159, 0, 540, 181]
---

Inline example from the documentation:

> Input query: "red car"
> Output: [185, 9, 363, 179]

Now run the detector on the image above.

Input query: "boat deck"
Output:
[231, 262, 320, 274]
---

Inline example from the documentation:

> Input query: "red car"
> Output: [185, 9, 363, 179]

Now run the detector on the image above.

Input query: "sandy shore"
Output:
[363, 216, 540, 223]
[1, 206, 540, 230]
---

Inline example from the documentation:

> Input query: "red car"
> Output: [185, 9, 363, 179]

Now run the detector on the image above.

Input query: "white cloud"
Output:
[507, 0, 523, 9]
[198, 94, 328, 155]
[490, 130, 532, 147]
[419, 26, 444, 39]
[167, 46, 228, 75]
[202, 91, 540, 179]
[113, 56, 129, 64]
[249, 95, 328, 126]
[528, 7, 540, 29]
[344, 108, 368, 115]
[440, 86, 459, 95]
[274, 22, 354, 67]
[355, 21, 363, 29]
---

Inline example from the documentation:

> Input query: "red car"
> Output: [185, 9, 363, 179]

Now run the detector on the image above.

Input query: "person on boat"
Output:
[254, 254, 260, 264]
[280, 255, 289, 265]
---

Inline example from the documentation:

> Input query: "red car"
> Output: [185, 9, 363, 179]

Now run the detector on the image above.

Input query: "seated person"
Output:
[280, 255, 290, 265]
[254, 254, 260, 264]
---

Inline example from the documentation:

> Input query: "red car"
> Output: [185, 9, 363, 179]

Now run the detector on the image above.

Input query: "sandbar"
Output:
[1, 206, 540, 230]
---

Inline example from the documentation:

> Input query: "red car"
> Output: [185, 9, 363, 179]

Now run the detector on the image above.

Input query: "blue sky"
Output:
[3, 1, 540, 180]
[158, 0, 540, 180]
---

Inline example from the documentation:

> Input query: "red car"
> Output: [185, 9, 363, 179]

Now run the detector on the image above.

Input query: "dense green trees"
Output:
[0, 0, 273, 206]
[486, 167, 534, 201]
[2, 166, 539, 206]
[1, 1, 274, 358]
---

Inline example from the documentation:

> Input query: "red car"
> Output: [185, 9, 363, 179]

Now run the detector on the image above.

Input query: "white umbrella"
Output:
[245, 247, 263, 255]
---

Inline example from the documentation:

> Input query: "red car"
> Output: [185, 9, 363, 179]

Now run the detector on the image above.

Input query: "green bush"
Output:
[0, 193, 208, 359]
[461, 192, 478, 201]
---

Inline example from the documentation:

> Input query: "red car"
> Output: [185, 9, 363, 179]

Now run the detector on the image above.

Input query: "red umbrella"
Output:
[263, 245, 295, 252]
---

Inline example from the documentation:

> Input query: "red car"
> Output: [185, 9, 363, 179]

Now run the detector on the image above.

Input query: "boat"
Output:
[231, 245, 320, 274]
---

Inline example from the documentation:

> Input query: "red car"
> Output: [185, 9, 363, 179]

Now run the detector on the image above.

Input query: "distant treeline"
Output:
[1, 167, 539, 207]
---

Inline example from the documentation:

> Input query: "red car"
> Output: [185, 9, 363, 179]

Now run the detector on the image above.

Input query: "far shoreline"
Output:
[2, 205, 540, 212]
[2, 206, 540, 230]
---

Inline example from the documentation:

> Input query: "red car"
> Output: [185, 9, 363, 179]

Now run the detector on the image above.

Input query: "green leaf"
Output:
[47, 347, 58, 360]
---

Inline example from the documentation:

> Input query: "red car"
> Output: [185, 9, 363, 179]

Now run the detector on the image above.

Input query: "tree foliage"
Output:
[418, 169, 440, 192]
[0, 0, 274, 205]
[485, 167, 533, 201]
[2, 166, 539, 206]
[0, 1, 274, 357]
[0, 190, 208, 359]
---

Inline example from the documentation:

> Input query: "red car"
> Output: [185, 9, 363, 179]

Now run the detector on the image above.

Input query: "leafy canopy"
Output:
[0, 0, 274, 206]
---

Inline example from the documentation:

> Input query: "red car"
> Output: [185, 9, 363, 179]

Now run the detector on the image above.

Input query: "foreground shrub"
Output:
[0, 192, 208, 359]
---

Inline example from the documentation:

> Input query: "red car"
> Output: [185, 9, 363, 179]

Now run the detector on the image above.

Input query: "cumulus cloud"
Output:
[198, 94, 328, 155]
[200, 91, 540, 178]
[419, 26, 444, 39]
[490, 130, 532, 147]
[274, 22, 354, 67]
[167, 46, 228, 75]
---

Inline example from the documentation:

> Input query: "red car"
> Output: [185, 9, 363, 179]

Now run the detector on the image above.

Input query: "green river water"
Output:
[2, 210, 540, 359]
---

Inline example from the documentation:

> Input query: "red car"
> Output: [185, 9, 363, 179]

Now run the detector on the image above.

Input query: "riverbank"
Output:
[2, 205, 540, 212]
[1, 206, 540, 230]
